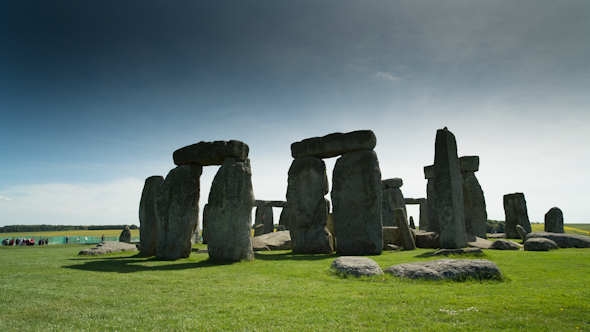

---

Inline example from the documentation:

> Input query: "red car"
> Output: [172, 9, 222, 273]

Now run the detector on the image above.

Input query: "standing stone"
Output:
[409, 216, 416, 229]
[516, 224, 528, 242]
[332, 150, 382, 255]
[424, 165, 437, 232]
[460, 156, 488, 239]
[381, 178, 406, 226]
[206, 157, 255, 262]
[278, 207, 290, 230]
[119, 226, 131, 243]
[254, 223, 265, 237]
[419, 203, 429, 231]
[433, 128, 467, 249]
[255, 206, 274, 234]
[155, 164, 202, 260]
[394, 208, 416, 250]
[201, 204, 210, 244]
[544, 207, 564, 233]
[287, 157, 333, 254]
[139, 175, 163, 256]
[503, 193, 532, 239]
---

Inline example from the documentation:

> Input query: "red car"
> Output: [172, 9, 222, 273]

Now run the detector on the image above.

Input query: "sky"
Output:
[1, 0, 589, 227]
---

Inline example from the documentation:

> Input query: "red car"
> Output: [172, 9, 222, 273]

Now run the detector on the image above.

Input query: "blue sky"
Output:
[1, 0, 589, 226]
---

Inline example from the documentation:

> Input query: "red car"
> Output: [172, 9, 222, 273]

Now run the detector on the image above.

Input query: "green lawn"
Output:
[1, 244, 589, 331]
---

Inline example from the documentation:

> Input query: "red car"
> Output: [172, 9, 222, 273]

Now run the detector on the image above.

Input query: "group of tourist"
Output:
[1, 237, 50, 246]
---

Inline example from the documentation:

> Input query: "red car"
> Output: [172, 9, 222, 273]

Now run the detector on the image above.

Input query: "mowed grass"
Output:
[1, 244, 589, 331]
[0, 229, 139, 238]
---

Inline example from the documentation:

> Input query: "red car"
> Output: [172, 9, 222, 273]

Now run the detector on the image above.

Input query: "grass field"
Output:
[530, 223, 590, 236]
[1, 244, 589, 331]
[0, 229, 140, 238]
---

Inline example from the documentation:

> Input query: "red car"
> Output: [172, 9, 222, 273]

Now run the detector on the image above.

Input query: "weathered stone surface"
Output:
[544, 207, 564, 233]
[254, 224, 265, 237]
[526, 232, 590, 248]
[516, 225, 528, 242]
[173, 140, 249, 166]
[119, 226, 131, 243]
[466, 234, 493, 249]
[332, 150, 382, 255]
[394, 208, 416, 250]
[488, 233, 506, 239]
[432, 247, 483, 256]
[383, 226, 401, 247]
[254, 200, 287, 208]
[254, 206, 274, 235]
[384, 244, 401, 251]
[278, 207, 290, 230]
[524, 237, 559, 251]
[331, 256, 384, 277]
[79, 241, 138, 256]
[382, 178, 403, 189]
[405, 198, 427, 204]
[461, 167, 487, 239]
[503, 193, 532, 239]
[384, 259, 503, 281]
[326, 213, 336, 250]
[291, 130, 377, 159]
[433, 128, 467, 249]
[413, 230, 439, 249]
[276, 225, 286, 231]
[201, 203, 210, 244]
[287, 157, 333, 254]
[489, 239, 521, 250]
[139, 176, 163, 256]
[409, 216, 416, 229]
[155, 164, 202, 260]
[424, 165, 437, 233]
[459, 156, 479, 172]
[419, 201, 429, 231]
[382, 187, 406, 226]
[206, 157, 255, 262]
[252, 231, 292, 251]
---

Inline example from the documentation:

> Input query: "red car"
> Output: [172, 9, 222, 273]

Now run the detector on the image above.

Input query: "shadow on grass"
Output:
[253, 251, 338, 261]
[65, 253, 234, 273]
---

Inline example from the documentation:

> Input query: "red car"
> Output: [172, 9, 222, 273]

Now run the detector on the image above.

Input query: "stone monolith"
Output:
[332, 150, 382, 255]
[206, 157, 255, 262]
[255, 206, 274, 234]
[119, 226, 131, 243]
[460, 156, 487, 239]
[544, 207, 564, 233]
[287, 157, 333, 254]
[503, 192, 532, 239]
[139, 175, 163, 256]
[381, 178, 406, 226]
[433, 128, 467, 249]
[424, 165, 436, 232]
[155, 164, 202, 260]
[394, 208, 416, 250]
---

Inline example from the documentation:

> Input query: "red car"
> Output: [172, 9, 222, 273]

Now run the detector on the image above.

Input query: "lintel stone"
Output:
[173, 140, 249, 166]
[291, 130, 376, 159]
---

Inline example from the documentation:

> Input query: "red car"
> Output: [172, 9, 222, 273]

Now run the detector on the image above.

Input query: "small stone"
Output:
[291, 130, 377, 159]
[331, 256, 384, 277]
[173, 140, 249, 166]
[524, 238, 559, 251]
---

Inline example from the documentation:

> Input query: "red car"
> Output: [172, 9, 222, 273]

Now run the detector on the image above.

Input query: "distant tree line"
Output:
[0, 224, 138, 233]
[486, 219, 505, 233]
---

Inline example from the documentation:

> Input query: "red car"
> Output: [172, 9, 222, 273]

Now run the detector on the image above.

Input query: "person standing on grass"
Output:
[102, 235, 105, 242]
[65, 236, 69, 244]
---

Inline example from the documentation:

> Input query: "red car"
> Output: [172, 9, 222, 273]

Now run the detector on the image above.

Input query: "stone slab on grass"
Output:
[79, 241, 138, 256]
[524, 238, 559, 251]
[331, 256, 384, 277]
[526, 232, 590, 248]
[252, 231, 292, 251]
[489, 239, 522, 250]
[384, 259, 503, 281]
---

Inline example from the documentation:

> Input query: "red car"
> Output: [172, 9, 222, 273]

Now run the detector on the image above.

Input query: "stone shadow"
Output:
[253, 252, 337, 261]
[65, 254, 230, 273]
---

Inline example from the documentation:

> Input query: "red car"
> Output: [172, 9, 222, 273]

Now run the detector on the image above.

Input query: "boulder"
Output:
[516, 225, 528, 242]
[394, 208, 415, 250]
[79, 241, 138, 256]
[252, 231, 292, 251]
[254, 224, 265, 237]
[525, 232, 590, 248]
[544, 207, 564, 233]
[524, 238, 559, 251]
[332, 150, 382, 255]
[119, 226, 131, 243]
[173, 140, 249, 166]
[254, 206, 274, 235]
[291, 130, 377, 159]
[383, 226, 401, 247]
[466, 234, 493, 249]
[287, 157, 333, 254]
[460, 156, 488, 239]
[433, 128, 467, 248]
[503, 193, 532, 239]
[206, 157, 255, 262]
[432, 248, 483, 256]
[489, 239, 521, 250]
[139, 175, 163, 256]
[413, 230, 439, 249]
[155, 164, 202, 260]
[331, 256, 384, 277]
[384, 259, 503, 281]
